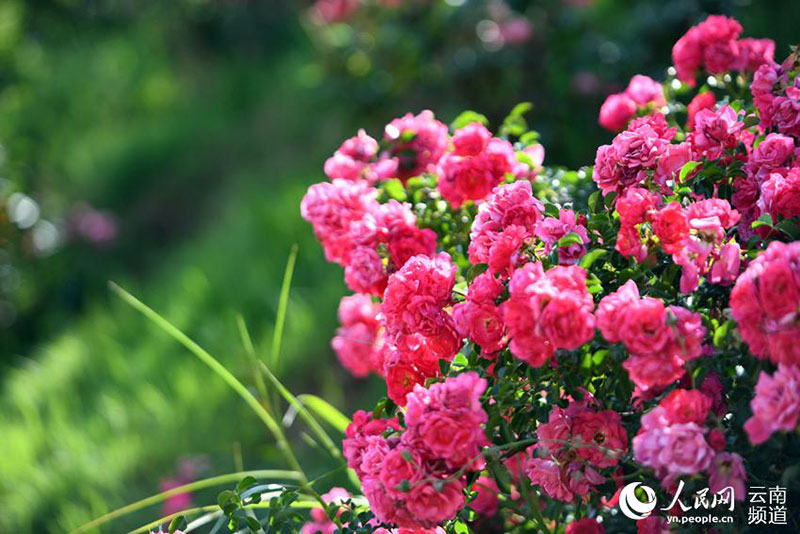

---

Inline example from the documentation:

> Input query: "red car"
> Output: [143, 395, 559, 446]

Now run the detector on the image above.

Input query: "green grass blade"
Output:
[271, 244, 298, 371]
[297, 394, 351, 434]
[259, 361, 342, 462]
[70, 470, 300, 534]
[236, 314, 272, 411]
[108, 282, 306, 483]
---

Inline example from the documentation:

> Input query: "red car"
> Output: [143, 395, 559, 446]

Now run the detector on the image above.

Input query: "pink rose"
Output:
[384, 110, 449, 181]
[572, 410, 628, 468]
[744, 364, 800, 444]
[653, 202, 689, 254]
[405, 479, 465, 527]
[596, 279, 640, 343]
[599, 93, 637, 132]
[344, 246, 388, 296]
[709, 452, 747, 501]
[618, 297, 672, 356]
[659, 389, 711, 425]
[686, 91, 716, 130]
[565, 518, 606, 534]
[470, 476, 500, 517]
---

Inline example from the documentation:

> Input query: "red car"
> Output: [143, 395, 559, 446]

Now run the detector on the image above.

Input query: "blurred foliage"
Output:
[0, 0, 300, 356]
[302, 0, 800, 167]
[0, 176, 387, 532]
[0, 0, 799, 532]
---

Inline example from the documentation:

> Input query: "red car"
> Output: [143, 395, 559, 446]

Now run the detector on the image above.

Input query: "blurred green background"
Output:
[0, 0, 798, 532]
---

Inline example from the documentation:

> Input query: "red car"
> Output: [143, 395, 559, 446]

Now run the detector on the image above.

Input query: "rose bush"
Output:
[292, 14, 800, 533]
[109, 13, 800, 534]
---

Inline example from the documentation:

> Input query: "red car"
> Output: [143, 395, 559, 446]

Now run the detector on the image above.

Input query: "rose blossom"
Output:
[686, 91, 716, 130]
[653, 202, 689, 254]
[301, 179, 379, 264]
[565, 518, 606, 534]
[438, 124, 517, 208]
[730, 240, 800, 365]
[384, 110, 449, 181]
[572, 410, 629, 468]
[633, 422, 713, 483]
[502, 263, 595, 367]
[743, 364, 800, 445]
[405, 480, 466, 527]
[469, 180, 543, 274]
[690, 105, 743, 160]
[470, 476, 500, 517]
[709, 452, 747, 501]
[344, 246, 388, 295]
[404, 372, 488, 469]
[332, 294, 386, 377]
[599, 93, 637, 132]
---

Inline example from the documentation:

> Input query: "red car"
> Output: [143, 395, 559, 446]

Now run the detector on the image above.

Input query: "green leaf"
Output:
[507, 102, 533, 119]
[168, 516, 187, 534]
[237, 476, 259, 493]
[743, 114, 760, 128]
[218, 490, 235, 508]
[592, 349, 609, 365]
[544, 202, 560, 218]
[450, 110, 489, 130]
[515, 151, 535, 167]
[272, 244, 299, 370]
[751, 213, 774, 229]
[678, 161, 701, 182]
[588, 191, 602, 214]
[519, 131, 540, 146]
[453, 520, 470, 534]
[382, 178, 407, 201]
[245, 516, 262, 532]
[499, 102, 533, 137]
[579, 248, 607, 269]
[557, 232, 584, 247]
[713, 320, 732, 348]
[776, 217, 800, 238]
[297, 394, 351, 434]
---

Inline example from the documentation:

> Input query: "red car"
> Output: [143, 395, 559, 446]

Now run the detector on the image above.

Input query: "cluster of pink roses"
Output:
[731, 241, 800, 445]
[597, 16, 799, 268]
[380, 253, 460, 404]
[672, 15, 774, 84]
[468, 180, 588, 276]
[593, 114, 683, 197]
[502, 263, 595, 367]
[615, 185, 742, 293]
[520, 396, 628, 503]
[730, 240, 800, 366]
[743, 364, 800, 446]
[342, 373, 488, 529]
[301, 179, 436, 296]
[596, 280, 705, 394]
[633, 388, 746, 500]
[296, 13, 800, 532]
[304, 110, 546, 388]
[752, 62, 800, 139]
[743, 67, 800, 223]
[437, 122, 521, 208]
[598, 75, 665, 132]
[300, 486, 447, 534]
[331, 294, 386, 377]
